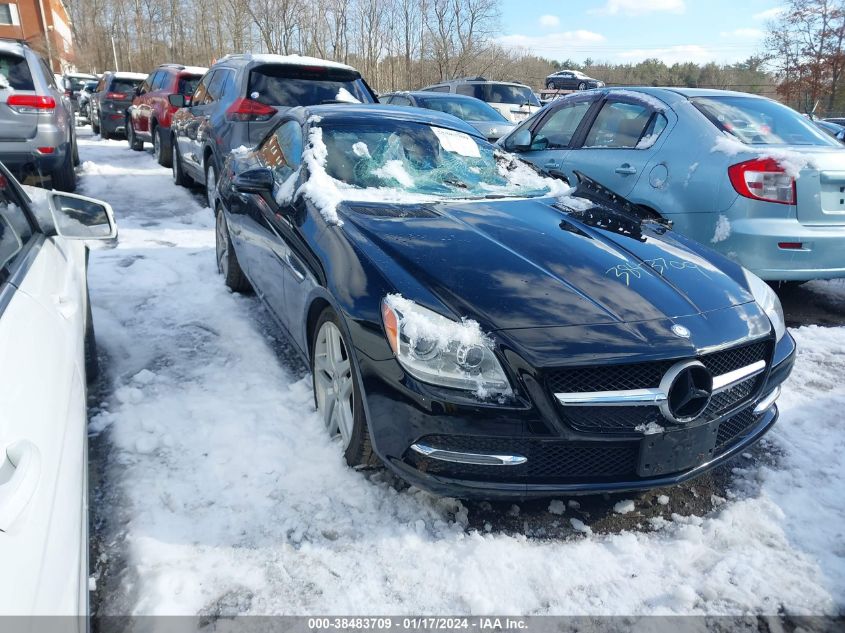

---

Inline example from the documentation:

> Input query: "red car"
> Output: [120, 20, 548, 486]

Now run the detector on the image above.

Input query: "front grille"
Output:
[407, 403, 769, 486]
[716, 409, 759, 450]
[547, 340, 768, 394]
[548, 340, 770, 434]
[406, 435, 638, 483]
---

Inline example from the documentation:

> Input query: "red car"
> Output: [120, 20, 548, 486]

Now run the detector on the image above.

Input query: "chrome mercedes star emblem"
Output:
[671, 324, 691, 339]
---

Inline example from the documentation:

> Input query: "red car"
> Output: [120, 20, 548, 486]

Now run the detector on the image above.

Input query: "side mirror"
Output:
[47, 192, 117, 240]
[168, 94, 185, 108]
[506, 128, 532, 151]
[233, 168, 275, 195]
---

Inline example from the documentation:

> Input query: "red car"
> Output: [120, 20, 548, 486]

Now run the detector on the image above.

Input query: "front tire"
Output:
[127, 119, 143, 151]
[84, 290, 99, 383]
[171, 138, 190, 186]
[154, 126, 172, 167]
[546, 81, 554, 90]
[205, 161, 217, 209]
[578, 82, 587, 90]
[311, 308, 378, 468]
[215, 207, 251, 293]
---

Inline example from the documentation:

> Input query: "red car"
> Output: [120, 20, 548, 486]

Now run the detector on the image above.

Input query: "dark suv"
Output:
[90, 71, 148, 139]
[126, 63, 207, 166]
[169, 54, 376, 207]
[61, 72, 98, 113]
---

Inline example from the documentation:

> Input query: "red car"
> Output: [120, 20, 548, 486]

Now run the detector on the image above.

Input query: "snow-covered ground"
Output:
[77, 130, 844, 616]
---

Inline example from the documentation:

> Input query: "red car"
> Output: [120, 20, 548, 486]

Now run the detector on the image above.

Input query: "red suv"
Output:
[126, 63, 207, 166]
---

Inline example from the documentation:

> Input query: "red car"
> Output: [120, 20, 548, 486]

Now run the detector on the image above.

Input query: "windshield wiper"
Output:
[443, 177, 469, 189]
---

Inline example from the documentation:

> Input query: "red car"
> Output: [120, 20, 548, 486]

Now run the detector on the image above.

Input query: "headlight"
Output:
[743, 269, 786, 341]
[381, 294, 512, 397]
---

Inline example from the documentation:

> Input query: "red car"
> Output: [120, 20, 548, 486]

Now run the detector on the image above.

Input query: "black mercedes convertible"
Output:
[214, 104, 795, 498]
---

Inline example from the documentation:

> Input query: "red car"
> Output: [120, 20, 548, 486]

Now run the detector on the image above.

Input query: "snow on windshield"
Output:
[293, 121, 574, 225]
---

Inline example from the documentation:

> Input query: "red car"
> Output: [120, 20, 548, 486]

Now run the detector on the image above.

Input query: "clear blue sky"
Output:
[497, 0, 784, 65]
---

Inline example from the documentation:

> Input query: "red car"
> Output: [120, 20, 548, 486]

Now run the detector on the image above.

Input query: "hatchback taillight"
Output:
[106, 91, 130, 100]
[7, 94, 56, 113]
[728, 157, 796, 205]
[226, 97, 275, 122]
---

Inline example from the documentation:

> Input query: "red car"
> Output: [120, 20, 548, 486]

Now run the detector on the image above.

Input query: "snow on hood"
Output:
[292, 122, 580, 227]
[711, 133, 815, 179]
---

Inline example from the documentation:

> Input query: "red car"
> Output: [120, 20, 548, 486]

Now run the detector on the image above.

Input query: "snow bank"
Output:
[636, 133, 660, 149]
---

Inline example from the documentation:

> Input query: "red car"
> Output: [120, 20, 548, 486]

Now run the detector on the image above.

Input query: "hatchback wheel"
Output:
[311, 308, 379, 467]
[215, 208, 250, 292]
[205, 162, 217, 209]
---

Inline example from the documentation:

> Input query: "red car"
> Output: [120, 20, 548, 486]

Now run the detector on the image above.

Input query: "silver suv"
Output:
[420, 76, 542, 123]
[0, 39, 77, 191]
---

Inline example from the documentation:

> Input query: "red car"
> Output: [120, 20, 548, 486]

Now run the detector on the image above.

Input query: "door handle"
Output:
[615, 164, 637, 175]
[0, 440, 42, 532]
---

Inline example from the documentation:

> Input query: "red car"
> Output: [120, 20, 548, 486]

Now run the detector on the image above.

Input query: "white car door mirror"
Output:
[47, 192, 117, 240]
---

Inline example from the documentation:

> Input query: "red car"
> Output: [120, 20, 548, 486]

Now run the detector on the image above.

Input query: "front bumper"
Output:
[359, 332, 796, 499]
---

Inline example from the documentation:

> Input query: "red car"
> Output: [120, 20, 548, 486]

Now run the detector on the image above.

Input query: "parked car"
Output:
[76, 80, 98, 122]
[170, 54, 377, 208]
[500, 87, 845, 281]
[814, 119, 845, 143]
[213, 103, 794, 498]
[126, 63, 207, 166]
[824, 117, 845, 126]
[0, 40, 78, 191]
[420, 77, 541, 123]
[90, 71, 147, 139]
[61, 72, 98, 113]
[0, 163, 117, 614]
[545, 69, 605, 91]
[380, 91, 515, 141]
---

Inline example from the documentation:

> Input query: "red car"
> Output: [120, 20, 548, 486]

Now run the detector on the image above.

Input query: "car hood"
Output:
[468, 120, 516, 140]
[341, 196, 754, 332]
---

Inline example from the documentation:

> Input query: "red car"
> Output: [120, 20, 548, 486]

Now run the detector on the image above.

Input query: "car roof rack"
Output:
[158, 63, 186, 69]
[459, 75, 487, 81]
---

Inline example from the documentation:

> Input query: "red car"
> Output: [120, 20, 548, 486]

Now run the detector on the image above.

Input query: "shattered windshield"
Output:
[318, 121, 554, 199]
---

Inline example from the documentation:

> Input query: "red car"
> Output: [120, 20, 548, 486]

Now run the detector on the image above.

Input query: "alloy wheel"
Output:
[313, 321, 354, 448]
[153, 130, 160, 161]
[215, 209, 229, 277]
[578, 82, 587, 90]
[172, 147, 180, 183]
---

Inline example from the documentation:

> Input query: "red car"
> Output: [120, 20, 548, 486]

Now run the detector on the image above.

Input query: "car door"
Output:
[566, 95, 670, 196]
[234, 120, 303, 329]
[132, 71, 155, 137]
[505, 95, 597, 176]
[0, 182, 87, 616]
[179, 70, 216, 179]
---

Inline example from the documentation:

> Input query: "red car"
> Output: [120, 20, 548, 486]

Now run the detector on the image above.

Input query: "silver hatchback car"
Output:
[501, 87, 845, 281]
[0, 39, 77, 191]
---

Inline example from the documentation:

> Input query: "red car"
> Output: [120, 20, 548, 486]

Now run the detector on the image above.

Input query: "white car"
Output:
[0, 166, 116, 616]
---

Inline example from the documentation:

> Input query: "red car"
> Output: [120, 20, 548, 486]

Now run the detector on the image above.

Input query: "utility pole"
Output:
[111, 35, 119, 71]
[35, 0, 55, 71]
